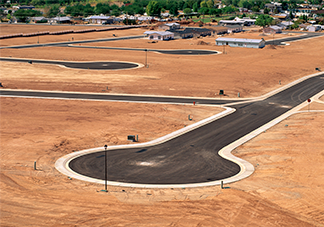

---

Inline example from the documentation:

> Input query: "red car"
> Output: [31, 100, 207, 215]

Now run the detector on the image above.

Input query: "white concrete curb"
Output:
[55, 90, 324, 188]
[55, 107, 236, 188]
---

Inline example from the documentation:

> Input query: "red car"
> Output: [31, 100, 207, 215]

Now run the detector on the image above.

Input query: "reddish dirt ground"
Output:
[1, 26, 323, 98]
[1, 25, 324, 226]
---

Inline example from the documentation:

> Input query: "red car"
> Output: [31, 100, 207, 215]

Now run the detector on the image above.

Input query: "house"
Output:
[224, 24, 243, 33]
[169, 27, 212, 39]
[144, 31, 174, 40]
[263, 25, 282, 33]
[215, 37, 266, 48]
[295, 8, 312, 17]
[48, 16, 71, 24]
[209, 26, 228, 35]
[85, 15, 113, 24]
[218, 17, 256, 26]
[307, 25, 321, 32]
[158, 22, 180, 30]
[218, 19, 244, 26]
[30, 16, 46, 23]
[279, 21, 294, 29]
[13, 5, 35, 10]
[264, 3, 282, 13]
[273, 13, 288, 20]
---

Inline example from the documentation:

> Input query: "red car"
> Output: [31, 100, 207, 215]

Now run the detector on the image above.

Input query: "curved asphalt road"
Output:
[67, 74, 324, 184]
[265, 32, 324, 45]
[2, 74, 321, 185]
[67, 45, 220, 55]
[0, 58, 139, 70]
[0, 90, 240, 105]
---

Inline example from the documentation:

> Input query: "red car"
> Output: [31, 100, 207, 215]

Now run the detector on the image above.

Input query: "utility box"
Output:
[128, 135, 137, 142]
[219, 90, 224, 95]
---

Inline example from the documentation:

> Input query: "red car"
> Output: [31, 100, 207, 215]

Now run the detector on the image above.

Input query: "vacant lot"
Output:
[1, 29, 323, 98]
[1, 25, 324, 226]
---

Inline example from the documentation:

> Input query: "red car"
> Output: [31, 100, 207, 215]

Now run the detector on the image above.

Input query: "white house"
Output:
[218, 17, 256, 26]
[85, 15, 113, 24]
[144, 31, 174, 41]
[158, 22, 181, 30]
[215, 37, 266, 49]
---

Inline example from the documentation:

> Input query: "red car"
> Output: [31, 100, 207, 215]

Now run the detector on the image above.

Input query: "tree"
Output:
[48, 5, 60, 17]
[263, 7, 269, 14]
[146, 0, 161, 16]
[169, 3, 178, 16]
[206, 0, 214, 8]
[192, 2, 198, 12]
[200, 1, 207, 8]
[255, 14, 273, 27]
[183, 7, 191, 15]
[14, 9, 42, 22]
[95, 3, 110, 15]
[198, 7, 209, 15]
[252, 6, 259, 12]
[222, 5, 237, 14]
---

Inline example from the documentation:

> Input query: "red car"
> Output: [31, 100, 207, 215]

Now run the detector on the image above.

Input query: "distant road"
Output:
[0, 35, 145, 49]
[68, 73, 324, 184]
[2, 73, 323, 185]
[265, 32, 324, 45]
[0, 90, 240, 105]
[0, 58, 140, 70]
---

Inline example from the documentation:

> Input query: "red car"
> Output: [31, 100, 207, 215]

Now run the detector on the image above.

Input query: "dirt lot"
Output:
[1, 26, 323, 98]
[1, 25, 324, 226]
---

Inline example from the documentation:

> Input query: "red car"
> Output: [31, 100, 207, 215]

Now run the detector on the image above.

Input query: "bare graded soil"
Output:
[1, 97, 323, 226]
[1, 25, 324, 226]
[1, 26, 323, 98]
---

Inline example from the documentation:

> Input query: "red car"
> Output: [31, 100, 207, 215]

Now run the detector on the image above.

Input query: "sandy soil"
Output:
[1, 27, 323, 98]
[1, 97, 323, 226]
[0, 25, 147, 46]
[1, 25, 324, 226]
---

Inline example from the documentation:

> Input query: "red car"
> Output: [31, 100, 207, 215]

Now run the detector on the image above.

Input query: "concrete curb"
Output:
[55, 107, 237, 188]
[55, 90, 324, 189]
[0, 57, 144, 71]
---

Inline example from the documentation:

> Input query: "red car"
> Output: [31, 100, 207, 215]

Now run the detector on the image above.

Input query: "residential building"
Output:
[215, 37, 266, 48]
[158, 22, 181, 30]
[85, 15, 113, 24]
[263, 25, 282, 33]
[48, 16, 71, 24]
[144, 31, 174, 40]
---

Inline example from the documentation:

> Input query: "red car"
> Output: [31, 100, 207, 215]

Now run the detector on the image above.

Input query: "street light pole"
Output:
[145, 49, 148, 67]
[104, 144, 108, 192]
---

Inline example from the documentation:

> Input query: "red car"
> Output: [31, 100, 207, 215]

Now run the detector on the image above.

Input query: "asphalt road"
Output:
[0, 35, 145, 49]
[2, 74, 322, 185]
[67, 74, 324, 184]
[0, 58, 139, 70]
[67, 45, 219, 55]
[265, 32, 324, 45]
[0, 90, 240, 105]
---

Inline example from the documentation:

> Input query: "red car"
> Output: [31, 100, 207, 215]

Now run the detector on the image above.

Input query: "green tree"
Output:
[146, 0, 161, 16]
[192, 2, 198, 12]
[48, 5, 60, 17]
[95, 3, 111, 15]
[263, 7, 269, 14]
[206, 0, 214, 8]
[252, 5, 259, 12]
[198, 7, 209, 15]
[200, 0, 207, 8]
[183, 7, 191, 14]
[14, 9, 42, 22]
[169, 3, 178, 15]
[255, 14, 273, 27]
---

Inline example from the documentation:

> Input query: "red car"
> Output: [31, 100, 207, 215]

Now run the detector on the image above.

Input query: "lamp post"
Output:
[104, 144, 108, 192]
[37, 31, 39, 44]
[145, 49, 148, 67]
